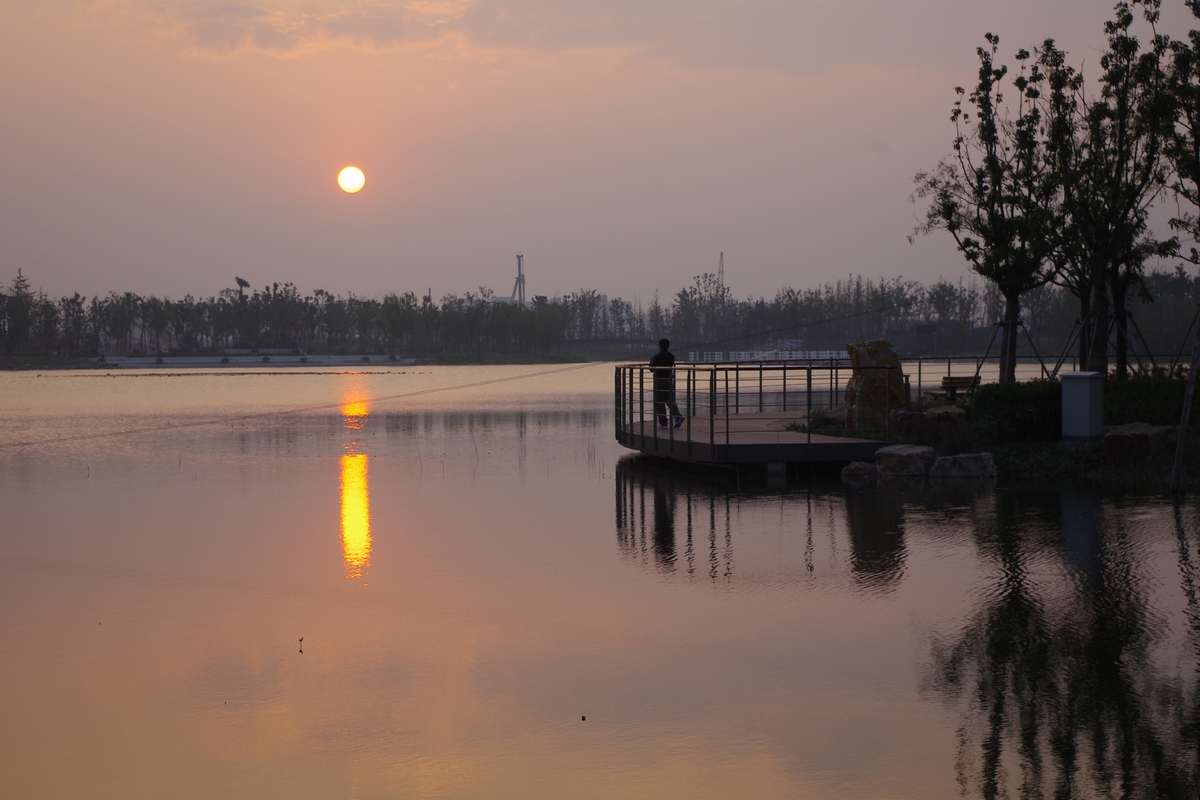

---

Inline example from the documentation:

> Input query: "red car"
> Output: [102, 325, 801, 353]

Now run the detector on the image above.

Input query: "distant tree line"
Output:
[0, 266, 1196, 362]
[913, 0, 1200, 381]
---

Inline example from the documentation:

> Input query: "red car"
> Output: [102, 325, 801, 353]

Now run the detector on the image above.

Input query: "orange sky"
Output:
[1, 0, 1193, 301]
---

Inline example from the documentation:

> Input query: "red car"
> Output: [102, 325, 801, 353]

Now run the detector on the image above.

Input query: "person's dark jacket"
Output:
[649, 350, 675, 388]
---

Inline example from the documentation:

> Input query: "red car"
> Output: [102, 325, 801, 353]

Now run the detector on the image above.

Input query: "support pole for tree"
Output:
[1170, 305, 1200, 376]
[1050, 316, 1087, 381]
[1125, 311, 1157, 374]
[1170, 308, 1200, 494]
[970, 322, 1003, 388]
[1019, 320, 1049, 378]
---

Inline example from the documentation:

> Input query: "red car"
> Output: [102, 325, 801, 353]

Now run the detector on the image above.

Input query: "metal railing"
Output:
[614, 362, 899, 457]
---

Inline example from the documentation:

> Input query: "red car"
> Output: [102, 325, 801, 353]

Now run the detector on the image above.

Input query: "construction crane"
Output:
[511, 254, 525, 304]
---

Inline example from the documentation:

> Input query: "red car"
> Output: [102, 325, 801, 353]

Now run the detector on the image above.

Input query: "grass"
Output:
[784, 420, 889, 441]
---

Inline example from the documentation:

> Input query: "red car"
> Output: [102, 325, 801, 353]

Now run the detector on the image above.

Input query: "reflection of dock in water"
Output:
[614, 458, 909, 592]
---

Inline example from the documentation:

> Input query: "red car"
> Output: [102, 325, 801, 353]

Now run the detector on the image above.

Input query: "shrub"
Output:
[1105, 379, 1200, 425]
[971, 377, 1200, 440]
[969, 379, 1062, 441]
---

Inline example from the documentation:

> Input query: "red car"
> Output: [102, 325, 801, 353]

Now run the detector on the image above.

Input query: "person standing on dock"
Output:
[650, 339, 685, 428]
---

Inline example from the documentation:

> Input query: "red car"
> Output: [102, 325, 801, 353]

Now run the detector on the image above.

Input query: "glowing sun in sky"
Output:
[337, 166, 365, 193]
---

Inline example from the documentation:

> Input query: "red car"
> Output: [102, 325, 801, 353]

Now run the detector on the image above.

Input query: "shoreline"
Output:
[0, 352, 594, 370]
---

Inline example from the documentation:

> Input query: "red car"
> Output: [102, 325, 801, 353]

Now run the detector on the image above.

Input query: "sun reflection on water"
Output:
[340, 453, 371, 580]
[342, 400, 370, 430]
[339, 390, 372, 581]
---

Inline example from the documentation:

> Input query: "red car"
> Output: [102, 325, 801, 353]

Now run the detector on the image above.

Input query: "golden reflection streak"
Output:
[342, 400, 369, 430]
[340, 453, 372, 580]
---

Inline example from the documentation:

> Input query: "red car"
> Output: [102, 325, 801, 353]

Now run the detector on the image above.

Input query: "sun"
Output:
[337, 166, 365, 193]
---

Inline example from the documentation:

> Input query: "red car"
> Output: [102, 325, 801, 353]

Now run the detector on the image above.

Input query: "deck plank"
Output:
[616, 411, 885, 464]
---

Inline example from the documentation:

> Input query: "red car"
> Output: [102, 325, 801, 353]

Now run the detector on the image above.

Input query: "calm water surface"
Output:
[1, 365, 1198, 799]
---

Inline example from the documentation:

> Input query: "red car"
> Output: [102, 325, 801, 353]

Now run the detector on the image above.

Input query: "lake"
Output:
[1, 365, 1197, 799]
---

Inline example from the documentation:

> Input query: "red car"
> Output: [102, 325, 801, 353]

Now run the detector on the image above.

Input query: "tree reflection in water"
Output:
[926, 492, 1200, 799]
[613, 457, 1200, 797]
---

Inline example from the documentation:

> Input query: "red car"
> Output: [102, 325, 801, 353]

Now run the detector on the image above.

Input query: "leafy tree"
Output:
[0, 270, 34, 358]
[35, 294, 59, 358]
[59, 294, 87, 357]
[1049, 2, 1175, 379]
[913, 35, 1061, 382]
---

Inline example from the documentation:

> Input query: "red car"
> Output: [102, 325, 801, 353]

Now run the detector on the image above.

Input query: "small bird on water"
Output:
[299, 637, 304, 654]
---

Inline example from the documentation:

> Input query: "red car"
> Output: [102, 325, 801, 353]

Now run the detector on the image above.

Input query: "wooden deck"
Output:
[615, 410, 885, 464]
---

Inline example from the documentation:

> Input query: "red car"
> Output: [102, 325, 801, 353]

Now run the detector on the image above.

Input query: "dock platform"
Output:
[615, 362, 896, 465]
[616, 410, 884, 464]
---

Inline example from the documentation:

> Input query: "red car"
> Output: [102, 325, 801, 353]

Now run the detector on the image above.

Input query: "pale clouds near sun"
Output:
[130, 1, 474, 55]
[1, 0, 1192, 300]
[106, 0, 1134, 67]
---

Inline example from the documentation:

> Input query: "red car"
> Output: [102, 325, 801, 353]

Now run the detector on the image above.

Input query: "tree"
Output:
[0, 270, 35, 358]
[1165, 1, 1200, 305]
[35, 294, 59, 358]
[59, 294, 87, 357]
[913, 35, 1060, 382]
[1050, 2, 1175, 378]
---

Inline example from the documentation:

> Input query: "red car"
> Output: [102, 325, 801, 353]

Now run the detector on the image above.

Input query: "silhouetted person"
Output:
[649, 338, 684, 428]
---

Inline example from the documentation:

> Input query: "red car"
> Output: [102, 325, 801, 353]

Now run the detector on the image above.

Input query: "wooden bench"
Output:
[925, 375, 980, 399]
[942, 375, 979, 399]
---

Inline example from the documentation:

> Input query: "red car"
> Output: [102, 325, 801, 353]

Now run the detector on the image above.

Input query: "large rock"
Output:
[1105, 422, 1176, 462]
[844, 340, 906, 430]
[889, 406, 972, 454]
[874, 444, 937, 477]
[841, 461, 878, 482]
[929, 452, 997, 479]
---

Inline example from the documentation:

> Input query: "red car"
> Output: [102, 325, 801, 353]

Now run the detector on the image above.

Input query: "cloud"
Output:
[151, 0, 471, 55]
[113, 0, 1170, 75]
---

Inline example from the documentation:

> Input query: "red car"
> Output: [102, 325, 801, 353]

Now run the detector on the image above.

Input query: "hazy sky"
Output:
[2, 0, 1195, 302]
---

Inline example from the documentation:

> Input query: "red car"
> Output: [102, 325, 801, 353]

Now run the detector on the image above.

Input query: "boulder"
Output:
[874, 444, 937, 477]
[1104, 422, 1177, 462]
[841, 461, 878, 482]
[889, 406, 972, 454]
[929, 452, 997, 479]
[844, 340, 906, 430]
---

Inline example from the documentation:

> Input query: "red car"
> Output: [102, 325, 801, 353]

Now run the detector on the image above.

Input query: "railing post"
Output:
[834, 360, 839, 409]
[917, 358, 922, 408]
[652, 366, 659, 449]
[615, 367, 622, 439]
[686, 366, 693, 457]
[735, 364, 740, 414]
[725, 368, 731, 448]
[709, 368, 716, 454]
[782, 364, 787, 412]
[639, 367, 646, 442]
[806, 366, 812, 451]
[886, 366, 892, 442]
[687, 367, 693, 416]
[758, 363, 764, 412]
[629, 366, 634, 437]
